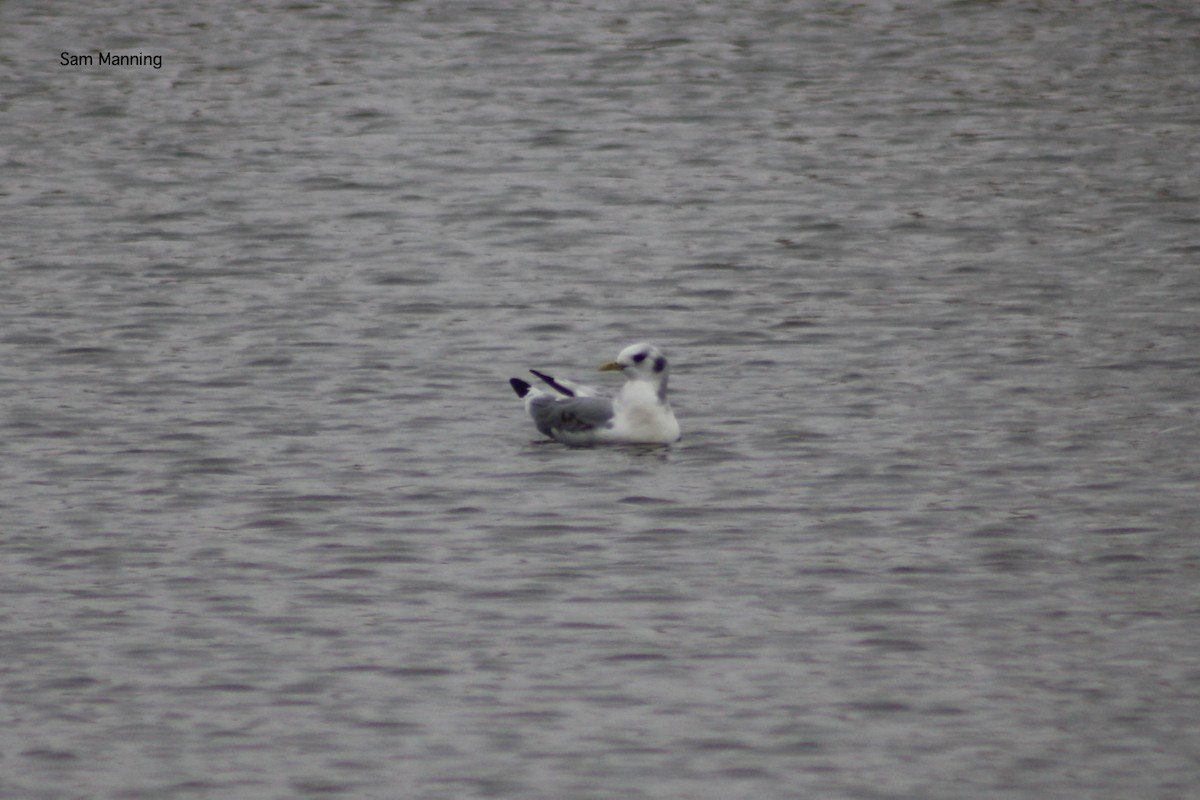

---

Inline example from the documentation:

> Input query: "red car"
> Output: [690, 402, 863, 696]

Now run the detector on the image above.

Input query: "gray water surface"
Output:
[3, 2, 1200, 798]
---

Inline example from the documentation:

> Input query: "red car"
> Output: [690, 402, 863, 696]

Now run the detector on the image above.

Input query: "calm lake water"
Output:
[3, 1, 1199, 798]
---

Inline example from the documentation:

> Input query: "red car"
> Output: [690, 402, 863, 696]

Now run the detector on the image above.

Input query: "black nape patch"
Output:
[530, 369, 575, 397]
[653, 356, 666, 373]
[510, 378, 531, 398]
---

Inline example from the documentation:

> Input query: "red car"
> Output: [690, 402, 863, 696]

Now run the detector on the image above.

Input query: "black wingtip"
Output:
[510, 378, 531, 398]
[530, 369, 575, 397]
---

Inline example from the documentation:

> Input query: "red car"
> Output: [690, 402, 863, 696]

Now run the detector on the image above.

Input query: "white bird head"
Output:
[599, 342, 670, 388]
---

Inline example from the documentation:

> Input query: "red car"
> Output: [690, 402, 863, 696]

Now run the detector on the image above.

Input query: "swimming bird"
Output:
[509, 343, 681, 445]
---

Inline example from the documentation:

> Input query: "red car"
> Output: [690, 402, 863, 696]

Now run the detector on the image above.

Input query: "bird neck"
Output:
[620, 376, 669, 406]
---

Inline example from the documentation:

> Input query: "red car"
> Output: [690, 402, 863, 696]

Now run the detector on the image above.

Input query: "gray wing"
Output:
[528, 395, 614, 441]
[529, 369, 602, 398]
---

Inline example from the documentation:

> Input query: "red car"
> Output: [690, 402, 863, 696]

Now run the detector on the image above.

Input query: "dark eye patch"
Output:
[632, 352, 647, 363]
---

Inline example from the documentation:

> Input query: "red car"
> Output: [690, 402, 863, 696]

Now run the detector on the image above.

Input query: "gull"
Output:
[509, 343, 681, 445]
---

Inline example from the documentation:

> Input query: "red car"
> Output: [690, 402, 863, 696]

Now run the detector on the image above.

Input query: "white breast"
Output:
[601, 381, 681, 444]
